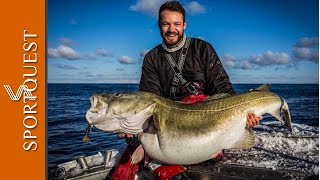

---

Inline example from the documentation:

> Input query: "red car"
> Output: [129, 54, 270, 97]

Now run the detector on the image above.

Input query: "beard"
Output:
[161, 31, 184, 48]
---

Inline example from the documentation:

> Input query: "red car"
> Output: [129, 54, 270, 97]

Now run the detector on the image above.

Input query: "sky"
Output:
[48, 0, 319, 84]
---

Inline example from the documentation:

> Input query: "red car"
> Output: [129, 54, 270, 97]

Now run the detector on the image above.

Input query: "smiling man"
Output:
[140, 1, 261, 124]
[140, 1, 237, 101]
[140, 1, 262, 178]
[112, 1, 262, 179]
[160, 9, 186, 48]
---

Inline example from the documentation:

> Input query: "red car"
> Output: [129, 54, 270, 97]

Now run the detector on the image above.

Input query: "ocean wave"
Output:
[222, 122, 319, 176]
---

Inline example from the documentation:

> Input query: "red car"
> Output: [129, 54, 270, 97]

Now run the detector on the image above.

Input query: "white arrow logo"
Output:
[3, 85, 36, 101]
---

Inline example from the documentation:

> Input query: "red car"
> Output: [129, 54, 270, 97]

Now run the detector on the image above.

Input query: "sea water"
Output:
[47, 84, 319, 175]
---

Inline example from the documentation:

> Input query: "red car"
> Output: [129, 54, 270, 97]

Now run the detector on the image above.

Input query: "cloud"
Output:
[235, 60, 253, 70]
[130, 0, 206, 17]
[58, 38, 74, 46]
[294, 37, 319, 48]
[86, 73, 100, 78]
[78, 71, 107, 78]
[221, 37, 319, 71]
[293, 37, 319, 63]
[140, 49, 149, 57]
[249, 51, 291, 66]
[221, 51, 291, 70]
[77, 71, 108, 78]
[221, 54, 236, 68]
[96, 48, 114, 57]
[48, 43, 97, 61]
[57, 71, 141, 83]
[55, 64, 80, 70]
[47, 48, 60, 58]
[119, 56, 136, 64]
[184, 1, 206, 15]
[139, 49, 150, 62]
[104, 58, 115, 63]
[129, 0, 165, 17]
[48, 45, 81, 60]
[83, 54, 97, 60]
[221, 54, 252, 70]
[116, 68, 124, 71]
[293, 47, 318, 63]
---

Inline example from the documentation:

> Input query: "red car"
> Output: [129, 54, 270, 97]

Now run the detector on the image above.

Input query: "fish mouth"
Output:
[86, 110, 99, 124]
[90, 96, 97, 109]
[86, 96, 109, 125]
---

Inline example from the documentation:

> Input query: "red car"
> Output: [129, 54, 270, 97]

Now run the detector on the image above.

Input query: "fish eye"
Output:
[114, 93, 121, 97]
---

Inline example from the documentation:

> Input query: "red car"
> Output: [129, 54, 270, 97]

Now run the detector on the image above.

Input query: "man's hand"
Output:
[119, 133, 134, 138]
[246, 113, 263, 128]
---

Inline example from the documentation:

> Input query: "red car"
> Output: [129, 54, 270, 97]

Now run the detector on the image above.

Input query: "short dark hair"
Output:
[158, 1, 186, 26]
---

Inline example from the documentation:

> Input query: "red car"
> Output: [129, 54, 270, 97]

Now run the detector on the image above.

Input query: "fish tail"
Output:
[269, 97, 292, 131]
[280, 98, 292, 131]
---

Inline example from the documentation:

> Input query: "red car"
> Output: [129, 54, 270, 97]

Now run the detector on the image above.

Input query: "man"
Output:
[112, 1, 262, 179]
[140, 1, 262, 129]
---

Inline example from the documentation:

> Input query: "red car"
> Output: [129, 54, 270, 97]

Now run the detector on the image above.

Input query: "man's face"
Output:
[159, 10, 186, 48]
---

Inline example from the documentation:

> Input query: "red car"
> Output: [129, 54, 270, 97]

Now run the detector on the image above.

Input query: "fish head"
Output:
[86, 92, 156, 134]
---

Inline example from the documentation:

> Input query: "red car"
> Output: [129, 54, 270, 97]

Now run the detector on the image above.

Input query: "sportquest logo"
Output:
[3, 85, 36, 101]
[1, 30, 40, 151]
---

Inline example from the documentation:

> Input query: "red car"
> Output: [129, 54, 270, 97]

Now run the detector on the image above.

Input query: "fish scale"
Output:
[152, 92, 281, 132]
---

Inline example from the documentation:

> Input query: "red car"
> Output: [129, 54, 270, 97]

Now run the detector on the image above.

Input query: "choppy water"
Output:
[48, 84, 319, 172]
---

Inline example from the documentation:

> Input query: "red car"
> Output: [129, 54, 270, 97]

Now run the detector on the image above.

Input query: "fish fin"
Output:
[250, 84, 271, 91]
[233, 129, 255, 149]
[121, 103, 156, 134]
[152, 112, 161, 133]
[131, 144, 145, 164]
[206, 93, 231, 101]
[127, 103, 156, 124]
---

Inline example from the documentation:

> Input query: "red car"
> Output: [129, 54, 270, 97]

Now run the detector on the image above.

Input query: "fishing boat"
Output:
[48, 149, 121, 180]
[48, 148, 317, 180]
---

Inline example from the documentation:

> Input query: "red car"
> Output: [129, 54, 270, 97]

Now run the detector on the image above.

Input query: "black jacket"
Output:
[140, 37, 235, 100]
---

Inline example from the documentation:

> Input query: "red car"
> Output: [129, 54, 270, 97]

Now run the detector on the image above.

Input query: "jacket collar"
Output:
[161, 33, 186, 53]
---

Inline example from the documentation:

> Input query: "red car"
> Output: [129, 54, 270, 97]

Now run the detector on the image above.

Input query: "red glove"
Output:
[110, 144, 139, 180]
[180, 94, 208, 103]
[153, 165, 185, 180]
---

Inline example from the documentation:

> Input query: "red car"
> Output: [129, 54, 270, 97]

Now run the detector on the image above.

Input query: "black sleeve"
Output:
[202, 43, 236, 95]
[139, 52, 162, 95]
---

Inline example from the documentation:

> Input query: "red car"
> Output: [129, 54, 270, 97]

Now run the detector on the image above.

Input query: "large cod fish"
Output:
[84, 84, 292, 165]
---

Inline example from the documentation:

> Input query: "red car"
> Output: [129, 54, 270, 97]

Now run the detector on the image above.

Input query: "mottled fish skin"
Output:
[85, 85, 292, 165]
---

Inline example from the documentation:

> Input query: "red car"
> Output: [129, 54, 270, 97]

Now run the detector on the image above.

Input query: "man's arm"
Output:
[202, 43, 236, 95]
[139, 52, 162, 95]
[202, 42, 262, 128]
